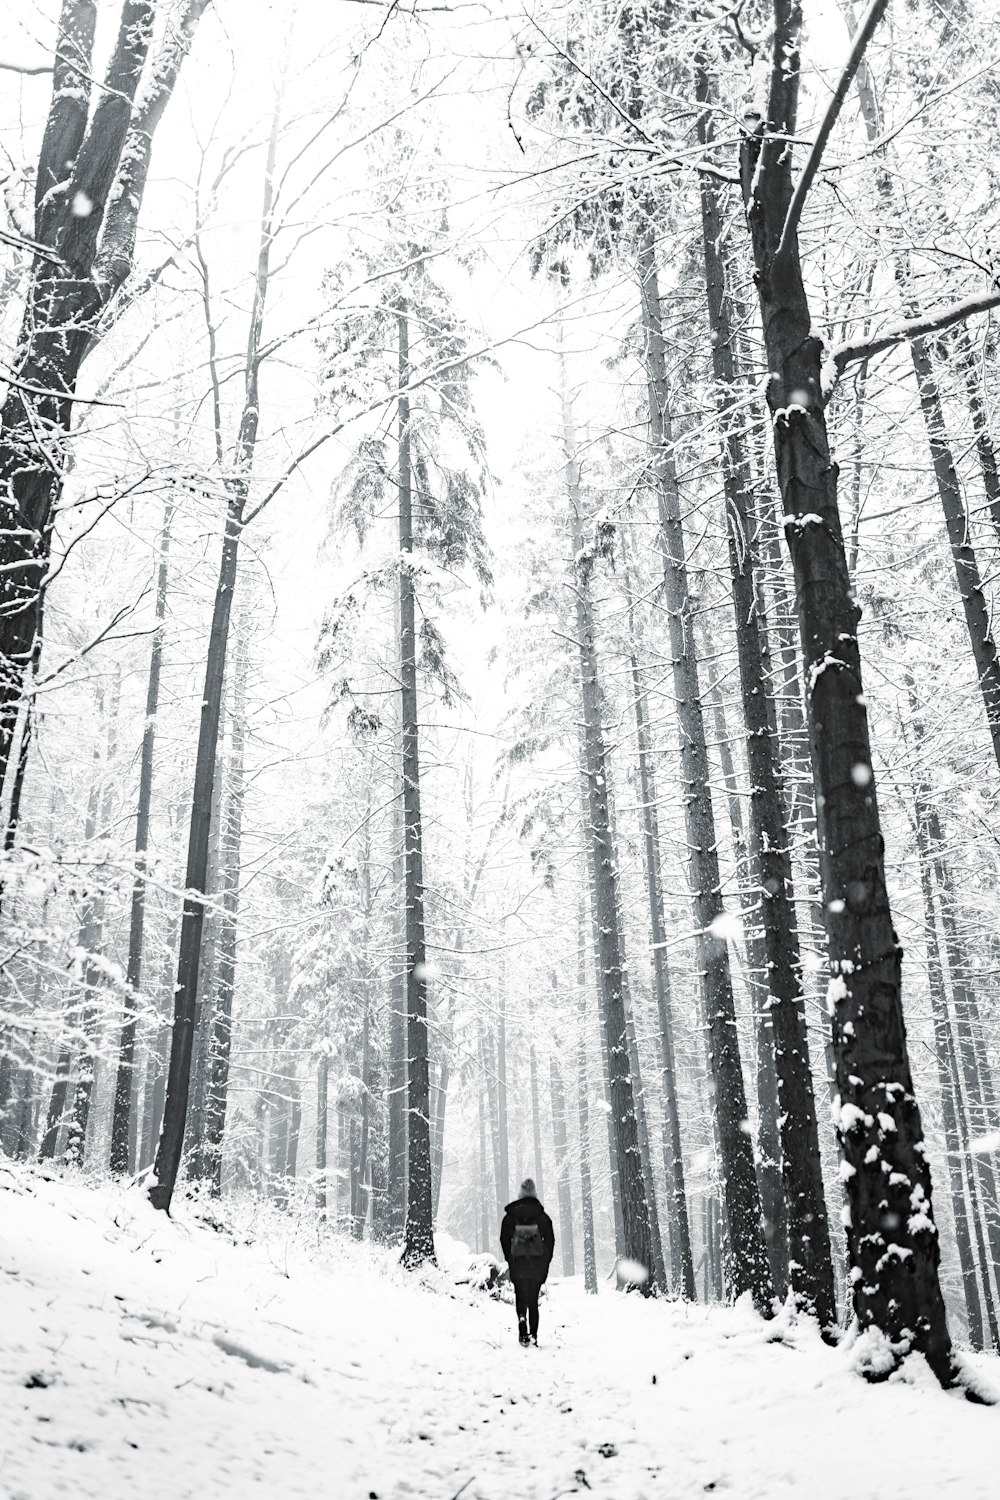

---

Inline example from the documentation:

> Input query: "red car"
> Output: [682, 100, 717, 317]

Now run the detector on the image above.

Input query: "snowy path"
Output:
[2, 1168, 999, 1500]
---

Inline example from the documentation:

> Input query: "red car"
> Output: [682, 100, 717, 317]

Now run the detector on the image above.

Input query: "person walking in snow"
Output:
[500, 1177, 555, 1347]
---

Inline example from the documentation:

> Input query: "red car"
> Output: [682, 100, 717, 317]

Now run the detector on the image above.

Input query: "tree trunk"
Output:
[478, 1072, 490, 1254]
[66, 670, 120, 1165]
[737, 20, 954, 1375]
[0, 1, 208, 813]
[529, 1042, 545, 1201]
[912, 796, 992, 1349]
[200, 608, 250, 1195]
[636, 238, 773, 1311]
[111, 497, 174, 1172]
[621, 531, 696, 1299]
[497, 977, 509, 1210]
[550, 1055, 576, 1277]
[577, 943, 598, 1293]
[316, 1052, 329, 1218]
[694, 94, 835, 1323]
[706, 672, 789, 1300]
[397, 301, 434, 1267]
[150, 93, 280, 1214]
[563, 354, 655, 1289]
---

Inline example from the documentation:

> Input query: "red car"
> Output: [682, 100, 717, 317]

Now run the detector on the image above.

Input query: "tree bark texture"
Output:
[694, 95, 835, 1322]
[397, 302, 435, 1267]
[737, 9, 953, 1376]
[636, 240, 773, 1312]
[0, 1, 209, 812]
[562, 350, 655, 1288]
[111, 497, 174, 1173]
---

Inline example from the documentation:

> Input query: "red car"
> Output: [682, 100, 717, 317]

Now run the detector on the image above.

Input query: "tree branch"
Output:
[774, 0, 888, 264]
[830, 290, 1000, 378]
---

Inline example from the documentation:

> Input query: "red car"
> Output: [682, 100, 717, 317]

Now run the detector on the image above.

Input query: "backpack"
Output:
[511, 1222, 546, 1262]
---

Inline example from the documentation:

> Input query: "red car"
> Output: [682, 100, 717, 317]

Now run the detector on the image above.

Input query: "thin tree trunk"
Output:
[478, 1072, 489, 1254]
[636, 237, 773, 1311]
[111, 496, 174, 1173]
[316, 1052, 329, 1218]
[913, 798, 992, 1349]
[150, 95, 281, 1214]
[706, 672, 789, 1300]
[529, 1042, 545, 1201]
[397, 300, 434, 1266]
[562, 337, 656, 1289]
[353, 992, 372, 1239]
[550, 1055, 576, 1277]
[577, 936, 598, 1293]
[200, 608, 250, 1195]
[620, 529, 696, 1300]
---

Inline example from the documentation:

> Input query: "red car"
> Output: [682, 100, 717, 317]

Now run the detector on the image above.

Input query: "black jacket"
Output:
[500, 1196, 555, 1281]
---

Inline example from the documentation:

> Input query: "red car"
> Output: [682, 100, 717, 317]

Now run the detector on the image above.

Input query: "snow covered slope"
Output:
[2, 1164, 998, 1500]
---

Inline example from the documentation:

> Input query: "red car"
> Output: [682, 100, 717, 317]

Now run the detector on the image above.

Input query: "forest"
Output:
[1, 0, 1000, 1495]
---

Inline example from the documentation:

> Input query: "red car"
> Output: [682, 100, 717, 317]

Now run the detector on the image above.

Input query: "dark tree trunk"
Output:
[150, 96, 280, 1214]
[577, 947, 598, 1294]
[0, 2, 208, 814]
[66, 672, 120, 1166]
[529, 1042, 545, 1201]
[353, 992, 372, 1240]
[397, 302, 434, 1267]
[478, 1071, 490, 1254]
[316, 1052, 329, 1218]
[706, 673, 789, 1300]
[111, 498, 174, 1173]
[550, 1055, 576, 1277]
[497, 981, 509, 1210]
[563, 353, 655, 1289]
[388, 779, 407, 1237]
[200, 610, 250, 1195]
[737, 12, 954, 1376]
[636, 238, 773, 1312]
[695, 89, 834, 1324]
[621, 533, 696, 1300]
[912, 798, 992, 1349]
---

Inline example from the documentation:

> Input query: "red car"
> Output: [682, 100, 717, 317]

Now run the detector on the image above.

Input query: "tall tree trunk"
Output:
[912, 796, 993, 1350]
[706, 672, 789, 1300]
[478, 1071, 490, 1254]
[66, 670, 120, 1165]
[577, 938, 598, 1294]
[636, 239, 773, 1311]
[200, 608, 250, 1195]
[694, 93, 834, 1324]
[621, 530, 696, 1299]
[737, 13, 954, 1375]
[562, 350, 655, 1290]
[397, 301, 434, 1267]
[353, 991, 372, 1239]
[111, 497, 174, 1172]
[842, 3, 1000, 775]
[550, 1055, 576, 1277]
[529, 1042, 545, 1201]
[316, 1051, 329, 1218]
[150, 94, 280, 1214]
[497, 976, 509, 1211]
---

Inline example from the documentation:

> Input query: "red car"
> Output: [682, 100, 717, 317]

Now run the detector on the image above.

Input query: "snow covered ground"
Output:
[2, 1164, 998, 1500]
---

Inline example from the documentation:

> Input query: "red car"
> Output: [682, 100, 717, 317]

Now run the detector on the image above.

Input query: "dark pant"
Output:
[513, 1274, 542, 1337]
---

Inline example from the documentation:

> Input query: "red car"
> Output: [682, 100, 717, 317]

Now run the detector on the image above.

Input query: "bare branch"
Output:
[830, 290, 1000, 379]
[774, 0, 889, 265]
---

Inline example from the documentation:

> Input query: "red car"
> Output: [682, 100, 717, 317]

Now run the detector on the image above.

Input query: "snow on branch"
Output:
[829, 289, 1000, 385]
